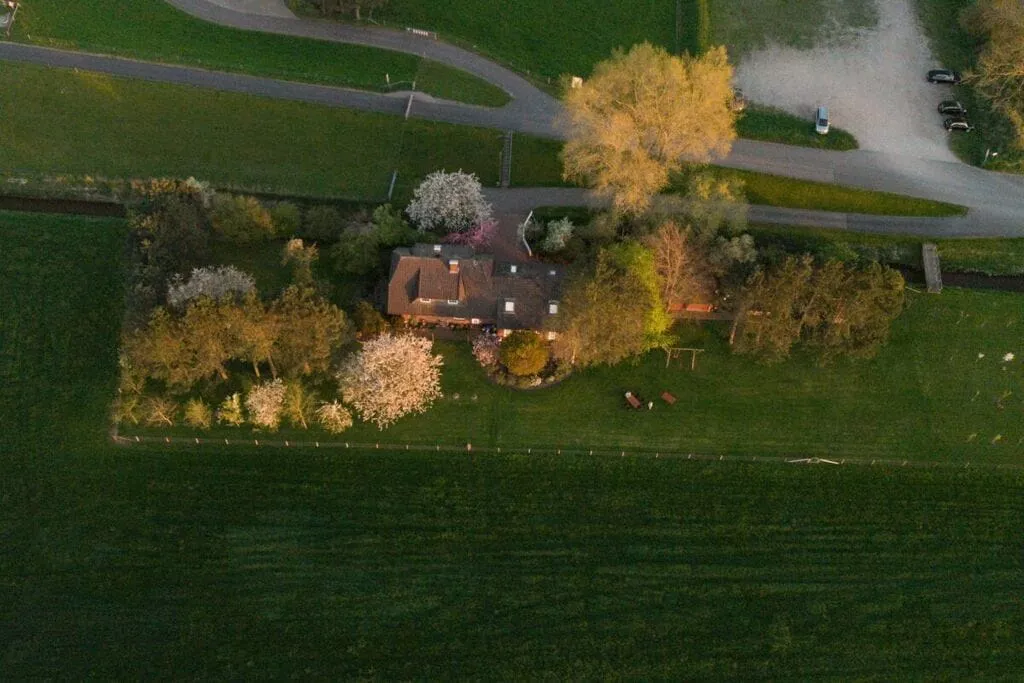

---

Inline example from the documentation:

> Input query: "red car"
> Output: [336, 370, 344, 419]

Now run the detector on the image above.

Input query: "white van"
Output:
[815, 106, 830, 135]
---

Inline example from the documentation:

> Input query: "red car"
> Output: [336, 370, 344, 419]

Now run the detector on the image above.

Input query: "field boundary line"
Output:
[111, 431, 1024, 471]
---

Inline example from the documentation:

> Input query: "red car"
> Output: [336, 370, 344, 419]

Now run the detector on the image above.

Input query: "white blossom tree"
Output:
[541, 217, 574, 252]
[245, 379, 287, 430]
[316, 400, 354, 434]
[405, 170, 493, 234]
[336, 333, 443, 429]
[167, 265, 256, 308]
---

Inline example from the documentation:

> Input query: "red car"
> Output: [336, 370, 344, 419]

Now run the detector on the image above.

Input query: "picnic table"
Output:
[624, 391, 642, 409]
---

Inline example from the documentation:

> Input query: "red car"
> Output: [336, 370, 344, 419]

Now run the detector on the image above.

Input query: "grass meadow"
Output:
[12, 0, 509, 106]
[0, 62, 562, 202]
[2, 62, 953, 217]
[369, 0, 680, 81]
[145, 286, 1024, 465]
[3, 212, 1024, 677]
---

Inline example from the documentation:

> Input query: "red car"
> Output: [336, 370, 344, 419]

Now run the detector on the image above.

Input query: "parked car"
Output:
[938, 100, 967, 116]
[944, 117, 974, 132]
[814, 106, 829, 135]
[730, 88, 747, 113]
[928, 69, 962, 84]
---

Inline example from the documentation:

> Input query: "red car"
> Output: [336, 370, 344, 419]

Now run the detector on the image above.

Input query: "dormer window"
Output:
[447, 299, 459, 305]
[418, 297, 432, 303]
[509, 264, 517, 274]
[433, 244, 442, 254]
[549, 269, 556, 276]
[504, 300, 515, 313]
[548, 301, 558, 315]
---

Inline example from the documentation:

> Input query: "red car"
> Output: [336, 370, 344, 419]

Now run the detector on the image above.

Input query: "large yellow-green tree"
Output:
[561, 43, 738, 215]
[962, 0, 1024, 149]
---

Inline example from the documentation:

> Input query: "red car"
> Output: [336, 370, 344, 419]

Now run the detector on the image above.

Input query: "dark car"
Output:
[944, 117, 974, 132]
[938, 100, 967, 116]
[928, 69, 962, 84]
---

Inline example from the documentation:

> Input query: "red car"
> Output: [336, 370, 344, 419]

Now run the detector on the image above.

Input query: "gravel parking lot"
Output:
[735, 0, 959, 162]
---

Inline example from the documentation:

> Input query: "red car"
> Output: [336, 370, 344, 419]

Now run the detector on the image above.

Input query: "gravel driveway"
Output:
[735, 0, 959, 162]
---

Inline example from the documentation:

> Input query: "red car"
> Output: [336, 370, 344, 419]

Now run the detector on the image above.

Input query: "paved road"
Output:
[3, 0, 1024, 235]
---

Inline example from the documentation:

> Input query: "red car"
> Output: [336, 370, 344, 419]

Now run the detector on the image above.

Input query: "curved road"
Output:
[2, 0, 1023, 236]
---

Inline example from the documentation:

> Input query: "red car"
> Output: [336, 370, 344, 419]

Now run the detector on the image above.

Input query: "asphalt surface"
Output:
[3, 0, 1024, 236]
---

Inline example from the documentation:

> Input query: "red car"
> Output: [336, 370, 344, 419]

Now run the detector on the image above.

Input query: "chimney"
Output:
[448, 259, 459, 274]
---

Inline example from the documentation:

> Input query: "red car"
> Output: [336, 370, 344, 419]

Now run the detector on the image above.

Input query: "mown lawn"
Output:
[0, 62, 556, 201]
[738, 105, 859, 151]
[3, 210, 1024, 679]
[12, 0, 509, 106]
[716, 168, 966, 217]
[329, 287, 1024, 464]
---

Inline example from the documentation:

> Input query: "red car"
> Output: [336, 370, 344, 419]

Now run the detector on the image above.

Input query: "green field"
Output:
[365, 0, 679, 81]
[4, 211, 1024, 678]
[12, 0, 509, 106]
[0, 62, 560, 202]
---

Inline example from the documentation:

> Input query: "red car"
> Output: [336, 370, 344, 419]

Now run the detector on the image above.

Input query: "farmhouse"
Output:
[387, 244, 566, 336]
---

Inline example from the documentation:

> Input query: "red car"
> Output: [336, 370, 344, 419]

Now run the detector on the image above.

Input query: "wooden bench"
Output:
[661, 391, 677, 405]
[624, 391, 642, 409]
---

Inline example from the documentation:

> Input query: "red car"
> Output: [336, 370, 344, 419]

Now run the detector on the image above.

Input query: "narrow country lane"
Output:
[2, 0, 1023, 235]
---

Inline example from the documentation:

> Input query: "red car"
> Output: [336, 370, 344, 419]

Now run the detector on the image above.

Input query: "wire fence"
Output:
[111, 431, 1024, 471]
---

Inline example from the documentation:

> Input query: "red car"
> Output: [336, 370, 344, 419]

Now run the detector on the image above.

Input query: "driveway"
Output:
[736, 0, 958, 162]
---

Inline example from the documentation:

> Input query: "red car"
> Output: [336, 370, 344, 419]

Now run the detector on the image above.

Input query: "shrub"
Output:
[112, 393, 142, 426]
[216, 392, 245, 426]
[541, 217, 574, 253]
[183, 398, 213, 429]
[471, 334, 501, 367]
[245, 379, 287, 430]
[352, 300, 390, 338]
[316, 400, 353, 434]
[331, 231, 382, 276]
[281, 238, 319, 286]
[270, 201, 301, 237]
[300, 205, 343, 243]
[210, 194, 275, 243]
[142, 395, 177, 427]
[500, 331, 549, 376]
[281, 381, 317, 429]
[166, 265, 256, 308]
